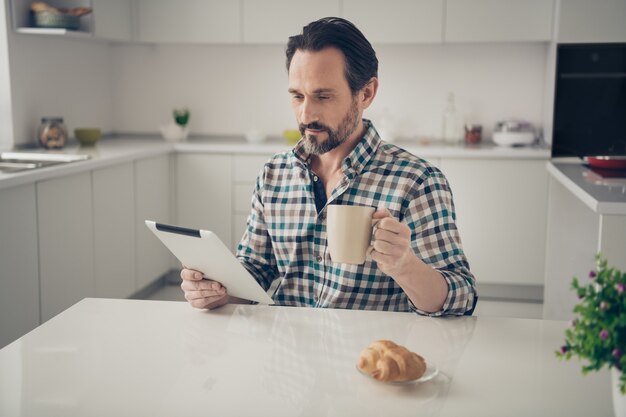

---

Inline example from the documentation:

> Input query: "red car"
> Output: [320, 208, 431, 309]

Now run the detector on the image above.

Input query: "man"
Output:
[181, 17, 477, 316]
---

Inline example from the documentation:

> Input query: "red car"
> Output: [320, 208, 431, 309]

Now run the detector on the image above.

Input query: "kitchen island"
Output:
[0, 298, 612, 417]
[544, 161, 626, 320]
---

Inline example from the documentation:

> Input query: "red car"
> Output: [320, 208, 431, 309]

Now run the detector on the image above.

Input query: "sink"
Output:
[0, 152, 91, 172]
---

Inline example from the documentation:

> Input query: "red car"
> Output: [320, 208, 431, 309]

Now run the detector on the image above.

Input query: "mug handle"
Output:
[366, 218, 380, 257]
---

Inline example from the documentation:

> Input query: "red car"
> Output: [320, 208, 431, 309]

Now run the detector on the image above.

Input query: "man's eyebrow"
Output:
[287, 88, 337, 94]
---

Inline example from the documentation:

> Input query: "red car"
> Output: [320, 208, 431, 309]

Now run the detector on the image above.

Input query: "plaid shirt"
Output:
[236, 120, 477, 316]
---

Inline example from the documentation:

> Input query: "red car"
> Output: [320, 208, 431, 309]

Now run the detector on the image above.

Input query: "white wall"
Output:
[3, 37, 547, 147]
[7, 34, 114, 147]
[112, 42, 548, 141]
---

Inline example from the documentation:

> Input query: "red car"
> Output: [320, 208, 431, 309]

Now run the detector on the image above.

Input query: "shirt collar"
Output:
[292, 119, 381, 175]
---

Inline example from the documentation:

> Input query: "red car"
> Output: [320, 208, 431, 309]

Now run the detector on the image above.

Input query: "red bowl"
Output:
[586, 156, 626, 170]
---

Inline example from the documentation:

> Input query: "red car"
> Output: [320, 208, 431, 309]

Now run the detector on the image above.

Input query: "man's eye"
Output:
[292, 95, 304, 101]
[318, 96, 330, 101]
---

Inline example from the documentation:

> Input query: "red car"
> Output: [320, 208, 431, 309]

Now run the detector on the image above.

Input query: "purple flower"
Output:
[613, 349, 622, 360]
[600, 301, 608, 311]
[560, 345, 568, 355]
[589, 270, 597, 279]
[600, 329, 609, 340]
[616, 283, 625, 294]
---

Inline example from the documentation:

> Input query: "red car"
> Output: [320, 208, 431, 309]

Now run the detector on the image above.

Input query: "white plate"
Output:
[357, 361, 439, 385]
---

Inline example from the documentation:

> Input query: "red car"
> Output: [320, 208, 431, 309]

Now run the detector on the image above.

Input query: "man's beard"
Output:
[299, 99, 360, 155]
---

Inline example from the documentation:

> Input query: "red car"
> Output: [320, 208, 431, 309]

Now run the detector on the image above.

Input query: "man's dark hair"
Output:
[285, 17, 378, 95]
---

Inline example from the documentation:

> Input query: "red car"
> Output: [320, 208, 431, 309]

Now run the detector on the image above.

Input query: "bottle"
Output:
[442, 93, 462, 144]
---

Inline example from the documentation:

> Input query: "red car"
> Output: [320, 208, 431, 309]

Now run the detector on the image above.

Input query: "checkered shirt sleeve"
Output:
[236, 120, 477, 316]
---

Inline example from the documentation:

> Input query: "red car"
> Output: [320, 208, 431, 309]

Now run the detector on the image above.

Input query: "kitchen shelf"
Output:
[15, 27, 93, 38]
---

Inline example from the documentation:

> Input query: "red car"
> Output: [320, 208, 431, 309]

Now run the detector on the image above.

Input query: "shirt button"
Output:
[313, 176, 319, 182]
[316, 255, 323, 263]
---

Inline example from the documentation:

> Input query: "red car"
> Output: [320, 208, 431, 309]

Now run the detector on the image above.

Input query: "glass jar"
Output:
[464, 124, 482, 145]
[38, 117, 68, 149]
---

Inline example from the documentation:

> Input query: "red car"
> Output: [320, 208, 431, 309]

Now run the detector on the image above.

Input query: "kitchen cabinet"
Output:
[92, 0, 132, 41]
[135, 0, 240, 44]
[37, 172, 95, 322]
[175, 153, 233, 249]
[438, 158, 548, 286]
[445, 0, 554, 42]
[241, 0, 340, 44]
[558, 0, 626, 43]
[0, 184, 40, 349]
[232, 154, 273, 251]
[342, 0, 443, 44]
[92, 163, 135, 299]
[135, 155, 172, 289]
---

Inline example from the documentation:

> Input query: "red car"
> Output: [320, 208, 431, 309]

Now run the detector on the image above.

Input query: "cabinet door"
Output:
[242, 0, 340, 44]
[558, 0, 626, 43]
[176, 154, 233, 249]
[343, 0, 443, 43]
[445, 0, 554, 42]
[232, 154, 272, 252]
[0, 184, 40, 348]
[93, 163, 135, 299]
[37, 173, 95, 322]
[438, 159, 548, 286]
[92, 0, 132, 41]
[136, 0, 240, 43]
[135, 155, 172, 289]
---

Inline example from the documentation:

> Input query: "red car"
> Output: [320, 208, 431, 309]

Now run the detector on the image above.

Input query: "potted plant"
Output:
[557, 255, 626, 416]
[160, 107, 190, 142]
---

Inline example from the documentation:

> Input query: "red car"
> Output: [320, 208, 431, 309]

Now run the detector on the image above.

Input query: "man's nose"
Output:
[299, 98, 319, 125]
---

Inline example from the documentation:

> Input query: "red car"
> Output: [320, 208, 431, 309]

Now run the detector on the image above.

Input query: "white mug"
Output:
[326, 205, 379, 265]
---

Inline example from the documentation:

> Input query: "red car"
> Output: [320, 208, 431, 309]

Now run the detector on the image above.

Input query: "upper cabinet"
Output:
[92, 0, 132, 41]
[11, 0, 564, 44]
[242, 0, 339, 44]
[558, 0, 626, 43]
[445, 0, 554, 42]
[135, 0, 240, 44]
[343, 0, 443, 44]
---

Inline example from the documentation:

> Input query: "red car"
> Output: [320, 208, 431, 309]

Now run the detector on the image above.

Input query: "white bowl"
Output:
[493, 131, 535, 147]
[245, 130, 266, 143]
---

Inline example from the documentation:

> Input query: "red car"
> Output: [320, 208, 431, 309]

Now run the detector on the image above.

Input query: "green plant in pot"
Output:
[557, 255, 626, 415]
[160, 108, 190, 142]
[173, 108, 190, 128]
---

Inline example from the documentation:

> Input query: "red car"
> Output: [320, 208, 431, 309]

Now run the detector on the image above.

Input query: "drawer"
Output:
[234, 183, 255, 213]
[233, 155, 272, 183]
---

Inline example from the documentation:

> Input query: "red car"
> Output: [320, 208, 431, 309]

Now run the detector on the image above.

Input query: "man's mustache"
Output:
[299, 123, 331, 135]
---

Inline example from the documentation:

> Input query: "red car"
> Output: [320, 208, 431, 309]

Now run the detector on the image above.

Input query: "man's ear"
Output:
[360, 77, 379, 110]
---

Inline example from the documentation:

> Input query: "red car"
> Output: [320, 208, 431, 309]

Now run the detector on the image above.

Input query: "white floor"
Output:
[144, 283, 544, 319]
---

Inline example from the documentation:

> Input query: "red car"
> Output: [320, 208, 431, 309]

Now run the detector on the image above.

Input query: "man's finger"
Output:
[181, 268, 203, 281]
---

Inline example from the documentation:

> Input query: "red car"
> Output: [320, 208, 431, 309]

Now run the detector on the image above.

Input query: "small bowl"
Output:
[74, 128, 101, 146]
[245, 130, 266, 143]
[282, 129, 301, 145]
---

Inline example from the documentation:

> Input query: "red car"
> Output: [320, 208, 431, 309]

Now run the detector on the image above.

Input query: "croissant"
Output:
[357, 340, 426, 382]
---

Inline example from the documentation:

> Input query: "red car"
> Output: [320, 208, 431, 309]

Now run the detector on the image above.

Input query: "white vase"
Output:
[614, 368, 626, 417]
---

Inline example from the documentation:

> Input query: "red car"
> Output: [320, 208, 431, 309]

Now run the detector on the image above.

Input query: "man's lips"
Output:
[305, 128, 324, 135]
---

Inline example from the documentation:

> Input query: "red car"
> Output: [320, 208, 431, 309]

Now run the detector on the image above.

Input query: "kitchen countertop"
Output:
[0, 298, 612, 417]
[547, 161, 626, 215]
[0, 135, 550, 191]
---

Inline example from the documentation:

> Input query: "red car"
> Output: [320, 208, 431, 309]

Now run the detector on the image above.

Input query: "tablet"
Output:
[145, 220, 274, 304]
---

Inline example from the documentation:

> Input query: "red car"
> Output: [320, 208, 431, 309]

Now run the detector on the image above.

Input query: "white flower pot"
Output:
[614, 368, 626, 417]
[160, 123, 189, 142]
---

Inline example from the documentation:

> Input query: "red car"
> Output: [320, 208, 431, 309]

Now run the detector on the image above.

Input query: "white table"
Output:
[0, 298, 612, 417]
